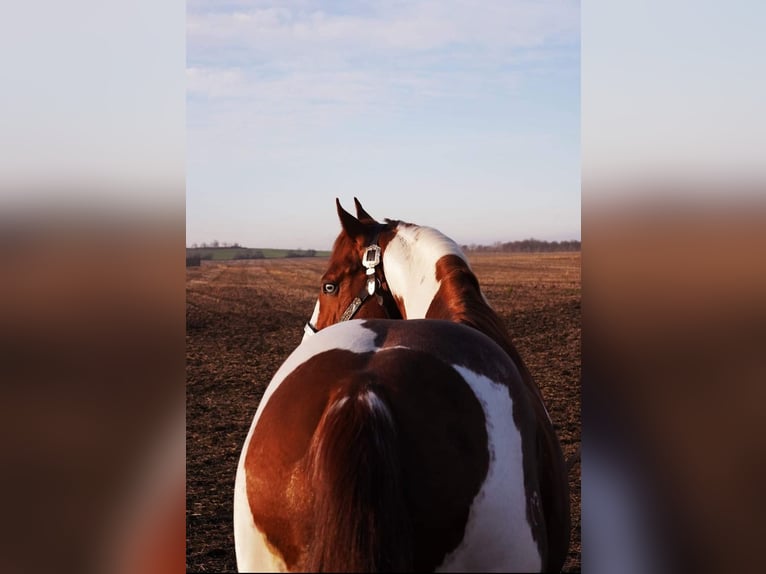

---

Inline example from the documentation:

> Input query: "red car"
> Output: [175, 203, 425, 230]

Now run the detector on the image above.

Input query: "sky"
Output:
[186, 0, 580, 250]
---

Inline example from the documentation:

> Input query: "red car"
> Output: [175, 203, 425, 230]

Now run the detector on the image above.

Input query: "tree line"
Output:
[188, 239, 580, 255]
[462, 239, 580, 253]
[187, 246, 319, 260]
[190, 241, 241, 248]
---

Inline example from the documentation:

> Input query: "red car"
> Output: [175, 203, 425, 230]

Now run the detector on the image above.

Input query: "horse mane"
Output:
[302, 379, 412, 572]
[429, 255, 538, 392]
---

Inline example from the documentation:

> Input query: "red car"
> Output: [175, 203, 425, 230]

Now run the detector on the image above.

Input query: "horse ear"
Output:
[353, 197, 377, 223]
[336, 198, 367, 242]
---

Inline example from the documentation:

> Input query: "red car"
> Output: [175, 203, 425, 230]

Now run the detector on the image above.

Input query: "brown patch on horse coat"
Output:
[245, 344, 489, 572]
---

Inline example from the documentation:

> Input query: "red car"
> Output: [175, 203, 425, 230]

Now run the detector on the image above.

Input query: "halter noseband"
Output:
[304, 237, 389, 337]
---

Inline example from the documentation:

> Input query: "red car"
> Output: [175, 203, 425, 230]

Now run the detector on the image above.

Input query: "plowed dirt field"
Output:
[187, 252, 581, 572]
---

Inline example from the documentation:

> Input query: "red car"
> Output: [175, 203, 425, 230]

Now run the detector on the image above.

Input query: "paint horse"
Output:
[234, 199, 570, 572]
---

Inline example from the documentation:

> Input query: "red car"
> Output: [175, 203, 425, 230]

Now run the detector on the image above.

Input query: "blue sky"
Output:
[186, 1, 580, 249]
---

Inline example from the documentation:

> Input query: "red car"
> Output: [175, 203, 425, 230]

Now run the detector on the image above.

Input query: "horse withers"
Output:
[234, 199, 570, 572]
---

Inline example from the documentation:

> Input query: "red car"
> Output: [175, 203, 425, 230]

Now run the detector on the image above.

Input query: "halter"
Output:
[304, 236, 389, 337]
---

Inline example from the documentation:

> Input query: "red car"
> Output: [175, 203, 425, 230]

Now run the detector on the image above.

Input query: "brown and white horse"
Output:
[234, 199, 570, 572]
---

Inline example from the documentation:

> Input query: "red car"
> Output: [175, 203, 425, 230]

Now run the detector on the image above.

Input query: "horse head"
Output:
[303, 198, 402, 338]
[305, 198, 485, 340]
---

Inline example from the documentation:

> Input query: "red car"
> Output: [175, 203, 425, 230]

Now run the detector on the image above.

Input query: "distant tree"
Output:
[284, 249, 317, 258]
[233, 249, 264, 260]
[211, 240, 220, 248]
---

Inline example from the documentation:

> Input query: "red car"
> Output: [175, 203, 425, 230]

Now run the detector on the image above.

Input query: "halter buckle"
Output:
[362, 244, 381, 270]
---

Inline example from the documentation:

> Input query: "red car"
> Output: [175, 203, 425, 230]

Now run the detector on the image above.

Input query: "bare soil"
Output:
[186, 252, 581, 572]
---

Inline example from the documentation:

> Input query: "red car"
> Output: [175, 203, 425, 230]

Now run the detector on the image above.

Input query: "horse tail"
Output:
[303, 379, 412, 572]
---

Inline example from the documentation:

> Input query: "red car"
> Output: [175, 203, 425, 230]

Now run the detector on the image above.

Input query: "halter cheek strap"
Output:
[339, 275, 382, 322]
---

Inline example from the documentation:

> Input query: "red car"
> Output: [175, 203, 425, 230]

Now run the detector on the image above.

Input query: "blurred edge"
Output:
[583, 191, 766, 574]
[582, 2, 766, 573]
[0, 207, 186, 574]
[0, 1, 186, 573]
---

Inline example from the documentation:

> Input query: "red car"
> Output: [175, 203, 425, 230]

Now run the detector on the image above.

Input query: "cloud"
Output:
[187, 1, 578, 55]
[187, 1, 578, 149]
[186, 67, 248, 99]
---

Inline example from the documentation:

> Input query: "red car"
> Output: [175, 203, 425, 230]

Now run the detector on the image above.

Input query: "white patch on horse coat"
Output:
[328, 388, 393, 426]
[233, 467, 286, 572]
[234, 320, 380, 572]
[384, 224, 469, 319]
[329, 395, 349, 412]
[302, 300, 320, 341]
[437, 365, 542, 573]
[359, 388, 394, 424]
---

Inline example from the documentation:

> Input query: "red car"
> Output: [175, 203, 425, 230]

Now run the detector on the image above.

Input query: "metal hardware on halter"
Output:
[362, 244, 381, 295]
[362, 244, 381, 269]
[339, 297, 364, 322]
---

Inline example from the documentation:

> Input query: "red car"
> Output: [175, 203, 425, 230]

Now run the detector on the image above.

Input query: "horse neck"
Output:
[384, 224, 535, 384]
[383, 223, 465, 319]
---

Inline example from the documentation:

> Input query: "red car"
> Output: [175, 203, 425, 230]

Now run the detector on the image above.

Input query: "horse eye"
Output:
[322, 282, 337, 295]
